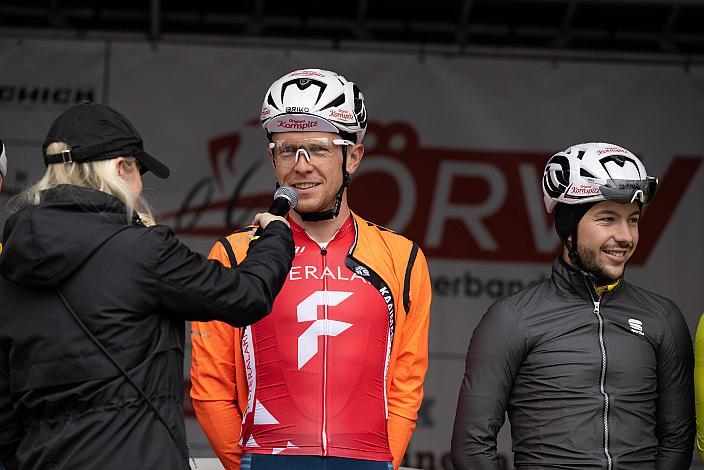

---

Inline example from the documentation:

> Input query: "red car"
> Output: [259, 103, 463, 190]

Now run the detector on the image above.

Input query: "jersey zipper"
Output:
[321, 246, 329, 456]
[583, 275, 612, 470]
[592, 299, 612, 470]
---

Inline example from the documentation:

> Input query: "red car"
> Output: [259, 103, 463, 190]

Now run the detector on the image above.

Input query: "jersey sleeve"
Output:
[450, 299, 527, 470]
[654, 300, 694, 469]
[190, 240, 244, 469]
[386, 247, 431, 469]
[696, 314, 704, 463]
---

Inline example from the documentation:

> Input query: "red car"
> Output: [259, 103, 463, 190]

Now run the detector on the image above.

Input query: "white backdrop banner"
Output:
[1, 38, 703, 469]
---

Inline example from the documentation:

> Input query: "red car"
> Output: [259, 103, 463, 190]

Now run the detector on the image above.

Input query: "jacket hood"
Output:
[1, 185, 136, 287]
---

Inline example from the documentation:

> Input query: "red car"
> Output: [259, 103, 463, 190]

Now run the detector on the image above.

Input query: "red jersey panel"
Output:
[240, 216, 393, 461]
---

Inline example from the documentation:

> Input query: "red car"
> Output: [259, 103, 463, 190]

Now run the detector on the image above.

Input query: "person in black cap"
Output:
[0, 102, 295, 469]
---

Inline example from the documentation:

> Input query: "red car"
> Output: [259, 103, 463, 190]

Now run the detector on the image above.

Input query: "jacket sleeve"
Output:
[655, 301, 695, 469]
[450, 299, 526, 470]
[191, 321, 243, 469]
[153, 221, 294, 326]
[386, 248, 431, 469]
[695, 314, 704, 463]
[0, 346, 21, 469]
[189, 240, 247, 469]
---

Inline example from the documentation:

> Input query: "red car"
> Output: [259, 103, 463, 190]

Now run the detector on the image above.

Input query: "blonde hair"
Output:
[9, 142, 155, 225]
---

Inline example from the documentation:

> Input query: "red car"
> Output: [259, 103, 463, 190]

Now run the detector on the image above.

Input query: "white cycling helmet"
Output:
[261, 69, 368, 143]
[542, 142, 657, 214]
[0, 138, 7, 178]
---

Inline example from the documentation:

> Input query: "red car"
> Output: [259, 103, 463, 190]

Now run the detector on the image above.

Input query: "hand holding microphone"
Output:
[251, 186, 298, 238]
[251, 212, 289, 231]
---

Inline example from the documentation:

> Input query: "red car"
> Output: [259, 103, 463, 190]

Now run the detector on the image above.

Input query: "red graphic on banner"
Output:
[161, 121, 702, 265]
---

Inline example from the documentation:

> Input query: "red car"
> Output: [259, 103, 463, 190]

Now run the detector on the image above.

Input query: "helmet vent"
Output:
[611, 155, 627, 166]
[267, 93, 277, 109]
[580, 168, 597, 178]
[319, 93, 346, 111]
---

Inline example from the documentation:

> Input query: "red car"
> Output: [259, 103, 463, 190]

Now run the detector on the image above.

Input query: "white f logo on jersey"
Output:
[297, 291, 353, 369]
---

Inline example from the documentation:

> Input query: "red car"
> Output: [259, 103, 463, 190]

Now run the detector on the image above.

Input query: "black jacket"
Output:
[451, 258, 694, 470]
[0, 185, 294, 469]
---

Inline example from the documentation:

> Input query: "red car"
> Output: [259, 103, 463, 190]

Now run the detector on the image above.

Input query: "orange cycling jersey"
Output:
[190, 212, 431, 469]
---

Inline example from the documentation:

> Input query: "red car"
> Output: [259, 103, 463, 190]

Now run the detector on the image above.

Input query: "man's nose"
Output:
[613, 219, 634, 244]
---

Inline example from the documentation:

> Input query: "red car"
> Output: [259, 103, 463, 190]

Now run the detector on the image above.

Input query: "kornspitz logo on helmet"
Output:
[288, 70, 326, 78]
[568, 185, 601, 196]
[275, 118, 323, 131]
[329, 108, 355, 122]
[597, 147, 627, 155]
[270, 117, 338, 133]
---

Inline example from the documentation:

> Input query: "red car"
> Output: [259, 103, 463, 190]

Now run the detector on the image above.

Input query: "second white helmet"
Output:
[261, 69, 368, 143]
[542, 142, 657, 214]
[0, 138, 6, 178]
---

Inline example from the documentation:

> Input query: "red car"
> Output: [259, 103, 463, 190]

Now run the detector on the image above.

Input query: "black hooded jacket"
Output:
[451, 258, 694, 470]
[0, 185, 294, 469]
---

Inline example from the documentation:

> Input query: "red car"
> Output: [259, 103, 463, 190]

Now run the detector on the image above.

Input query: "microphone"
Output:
[254, 186, 298, 236]
[268, 186, 298, 217]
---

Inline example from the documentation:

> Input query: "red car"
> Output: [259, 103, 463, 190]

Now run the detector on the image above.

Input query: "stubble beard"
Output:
[576, 242, 628, 285]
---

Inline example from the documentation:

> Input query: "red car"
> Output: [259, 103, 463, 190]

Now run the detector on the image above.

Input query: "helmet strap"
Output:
[299, 146, 350, 222]
[567, 230, 586, 273]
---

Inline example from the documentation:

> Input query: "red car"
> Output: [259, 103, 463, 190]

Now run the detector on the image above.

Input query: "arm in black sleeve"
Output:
[154, 220, 294, 326]
[450, 300, 527, 470]
[0, 346, 21, 469]
[655, 300, 695, 470]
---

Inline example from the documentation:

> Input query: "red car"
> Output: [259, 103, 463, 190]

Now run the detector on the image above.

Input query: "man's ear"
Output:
[346, 144, 364, 175]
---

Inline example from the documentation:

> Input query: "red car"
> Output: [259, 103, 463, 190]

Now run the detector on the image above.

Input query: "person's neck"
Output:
[290, 206, 352, 244]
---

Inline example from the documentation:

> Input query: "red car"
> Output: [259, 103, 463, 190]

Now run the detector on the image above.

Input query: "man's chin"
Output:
[593, 265, 624, 285]
[296, 199, 337, 214]
[580, 257, 623, 285]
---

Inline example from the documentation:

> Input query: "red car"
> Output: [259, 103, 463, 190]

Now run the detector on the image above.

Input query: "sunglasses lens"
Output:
[599, 178, 658, 204]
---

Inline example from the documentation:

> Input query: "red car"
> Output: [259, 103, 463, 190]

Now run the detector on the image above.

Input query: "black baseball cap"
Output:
[43, 102, 170, 179]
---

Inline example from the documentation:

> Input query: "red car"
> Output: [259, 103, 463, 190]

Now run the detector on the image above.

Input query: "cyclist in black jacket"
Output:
[451, 142, 694, 470]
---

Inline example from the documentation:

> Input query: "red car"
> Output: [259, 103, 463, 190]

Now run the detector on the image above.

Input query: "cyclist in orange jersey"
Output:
[191, 69, 432, 470]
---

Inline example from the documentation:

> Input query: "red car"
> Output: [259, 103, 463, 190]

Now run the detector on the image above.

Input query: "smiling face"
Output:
[566, 200, 641, 284]
[269, 131, 363, 216]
